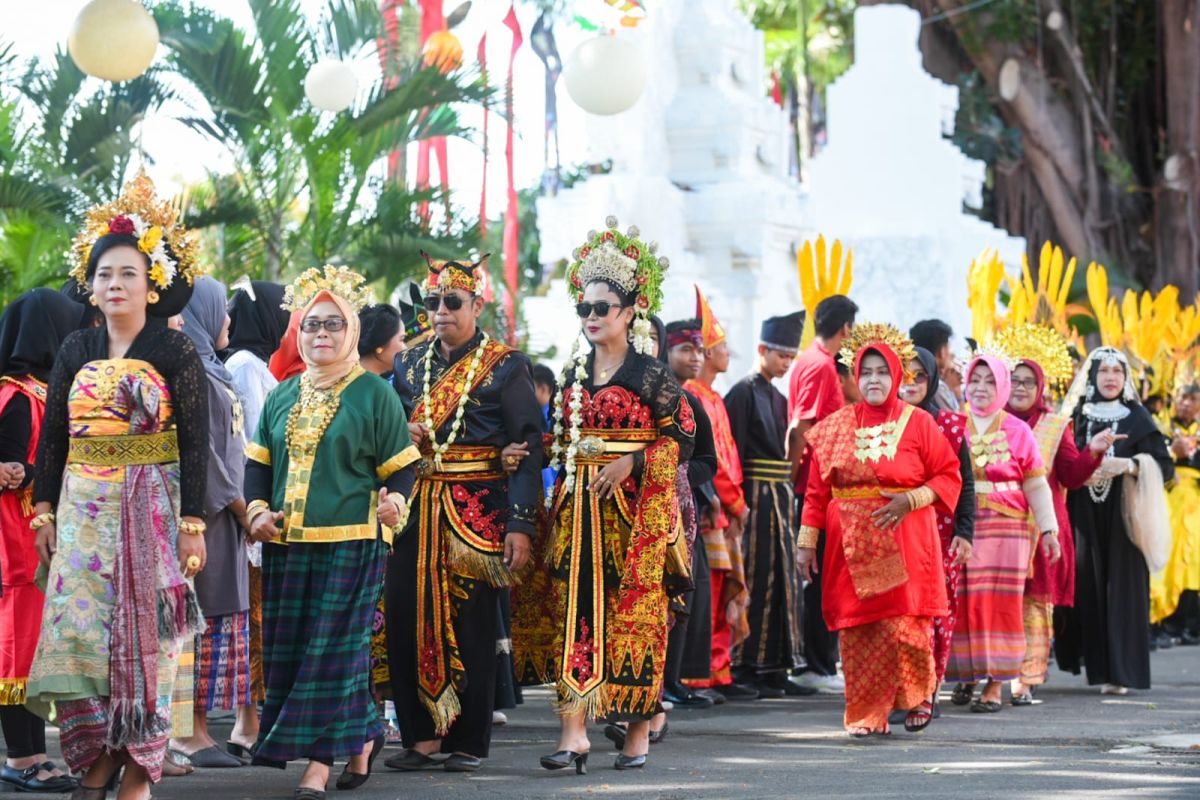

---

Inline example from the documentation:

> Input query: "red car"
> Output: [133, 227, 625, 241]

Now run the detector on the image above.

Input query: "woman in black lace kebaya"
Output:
[514, 218, 695, 773]
[24, 176, 209, 800]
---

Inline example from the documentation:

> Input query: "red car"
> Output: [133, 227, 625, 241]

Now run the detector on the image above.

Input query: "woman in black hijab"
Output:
[0, 288, 83, 794]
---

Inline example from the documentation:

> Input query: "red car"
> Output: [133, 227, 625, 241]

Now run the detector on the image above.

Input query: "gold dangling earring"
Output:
[147, 290, 160, 304]
[88, 295, 99, 307]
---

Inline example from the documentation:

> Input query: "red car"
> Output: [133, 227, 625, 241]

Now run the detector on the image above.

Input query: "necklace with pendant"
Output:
[596, 355, 626, 381]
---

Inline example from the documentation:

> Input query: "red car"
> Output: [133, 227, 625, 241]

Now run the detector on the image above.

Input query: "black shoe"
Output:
[181, 745, 245, 768]
[294, 790, 326, 800]
[714, 682, 759, 701]
[649, 720, 669, 745]
[603, 723, 627, 751]
[662, 685, 714, 709]
[763, 674, 818, 697]
[443, 753, 481, 772]
[226, 741, 255, 764]
[1154, 630, 1175, 650]
[0, 764, 78, 793]
[950, 683, 975, 706]
[539, 750, 588, 774]
[383, 749, 442, 771]
[753, 682, 785, 699]
[694, 688, 726, 705]
[1181, 630, 1200, 646]
[336, 733, 384, 790]
[614, 753, 646, 770]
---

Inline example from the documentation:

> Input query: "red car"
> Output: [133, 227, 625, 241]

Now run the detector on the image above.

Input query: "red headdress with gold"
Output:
[695, 284, 726, 349]
[421, 251, 489, 295]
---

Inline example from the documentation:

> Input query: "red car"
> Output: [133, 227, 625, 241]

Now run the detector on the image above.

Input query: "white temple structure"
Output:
[527, 1, 1024, 382]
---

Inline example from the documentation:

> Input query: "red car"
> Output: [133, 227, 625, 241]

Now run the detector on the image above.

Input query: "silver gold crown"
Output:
[576, 241, 639, 295]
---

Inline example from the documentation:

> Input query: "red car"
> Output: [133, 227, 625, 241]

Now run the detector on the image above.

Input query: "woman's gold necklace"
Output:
[595, 353, 627, 381]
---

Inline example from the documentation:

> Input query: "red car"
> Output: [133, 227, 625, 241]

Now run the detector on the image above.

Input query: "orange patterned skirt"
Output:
[840, 615, 936, 732]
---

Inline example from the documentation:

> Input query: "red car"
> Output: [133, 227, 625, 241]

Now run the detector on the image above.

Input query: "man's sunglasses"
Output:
[300, 317, 347, 333]
[425, 294, 473, 311]
[575, 301, 624, 318]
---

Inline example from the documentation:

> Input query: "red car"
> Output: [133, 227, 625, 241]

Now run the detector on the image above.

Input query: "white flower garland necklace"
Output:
[421, 330, 490, 469]
[545, 336, 589, 509]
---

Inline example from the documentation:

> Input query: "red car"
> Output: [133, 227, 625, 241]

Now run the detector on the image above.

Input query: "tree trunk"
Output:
[1159, 0, 1200, 296]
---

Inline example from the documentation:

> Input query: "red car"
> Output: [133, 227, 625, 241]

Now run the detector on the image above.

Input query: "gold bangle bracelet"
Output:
[28, 511, 55, 531]
[179, 520, 207, 537]
[246, 500, 271, 522]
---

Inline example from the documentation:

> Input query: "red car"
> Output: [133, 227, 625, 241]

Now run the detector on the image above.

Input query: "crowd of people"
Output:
[0, 177, 1196, 799]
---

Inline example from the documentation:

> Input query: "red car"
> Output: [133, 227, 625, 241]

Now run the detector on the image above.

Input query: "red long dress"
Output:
[802, 344, 962, 731]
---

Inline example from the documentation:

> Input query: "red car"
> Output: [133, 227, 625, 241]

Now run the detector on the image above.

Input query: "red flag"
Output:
[501, 3, 523, 344]
[417, 0, 449, 223]
[478, 32, 489, 238]
[769, 70, 783, 107]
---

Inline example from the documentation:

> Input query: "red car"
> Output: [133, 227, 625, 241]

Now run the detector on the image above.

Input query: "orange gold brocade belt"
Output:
[571, 428, 654, 465]
[67, 431, 179, 466]
[832, 486, 911, 500]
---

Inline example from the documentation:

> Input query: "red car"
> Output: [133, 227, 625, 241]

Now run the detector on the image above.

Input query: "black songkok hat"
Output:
[760, 310, 805, 355]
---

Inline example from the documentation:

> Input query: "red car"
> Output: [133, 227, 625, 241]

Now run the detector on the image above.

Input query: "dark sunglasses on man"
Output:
[575, 301, 624, 318]
[424, 294, 474, 312]
[300, 317, 347, 333]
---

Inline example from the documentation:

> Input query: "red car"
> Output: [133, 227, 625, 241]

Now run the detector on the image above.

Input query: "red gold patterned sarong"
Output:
[840, 615, 935, 732]
[1019, 597, 1052, 685]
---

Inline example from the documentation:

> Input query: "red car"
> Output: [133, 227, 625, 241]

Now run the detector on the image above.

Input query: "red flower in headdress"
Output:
[108, 215, 135, 236]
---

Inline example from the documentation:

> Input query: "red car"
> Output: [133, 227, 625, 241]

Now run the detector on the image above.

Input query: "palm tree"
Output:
[155, 0, 488, 285]
[0, 43, 172, 305]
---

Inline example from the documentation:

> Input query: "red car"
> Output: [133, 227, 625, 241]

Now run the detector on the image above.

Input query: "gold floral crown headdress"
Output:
[566, 215, 669, 356]
[70, 172, 200, 291]
[970, 340, 1019, 373]
[838, 323, 917, 375]
[283, 265, 375, 313]
[988, 323, 1074, 392]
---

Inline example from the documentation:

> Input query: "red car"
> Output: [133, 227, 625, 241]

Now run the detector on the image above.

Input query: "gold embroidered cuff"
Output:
[245, 441, 271, 465]
[906, 486, 936, 511]
[28, 511, 55, 531]
[179, 519, 207, 537]
[797, 525, 820, 549]
[376, 444, 421, 480]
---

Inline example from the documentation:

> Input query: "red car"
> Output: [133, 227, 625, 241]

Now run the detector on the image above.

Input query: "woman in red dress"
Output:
[799, 326, 962, 737]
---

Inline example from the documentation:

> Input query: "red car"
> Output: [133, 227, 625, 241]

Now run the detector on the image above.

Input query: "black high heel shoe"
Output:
[539, 751, 589, 774]
[335, 733, 385, 790]
[614, 753, 646, 770]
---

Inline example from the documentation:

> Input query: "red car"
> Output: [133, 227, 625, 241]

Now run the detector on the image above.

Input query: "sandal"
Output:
[970, 699, 1002, 713]
[904, 700, 934, 733]
[950, 683, 975, 706]
[1010, 689, 1034, 707]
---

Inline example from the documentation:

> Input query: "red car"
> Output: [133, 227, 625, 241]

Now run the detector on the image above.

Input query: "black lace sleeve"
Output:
[33, 330, 93, 507]
[639, 356, 695, 463]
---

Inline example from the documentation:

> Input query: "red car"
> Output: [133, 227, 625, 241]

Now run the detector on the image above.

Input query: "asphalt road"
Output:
[19, 645, 1200, 799]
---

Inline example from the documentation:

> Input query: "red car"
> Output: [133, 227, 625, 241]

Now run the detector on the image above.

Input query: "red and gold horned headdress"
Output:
[421, 251, 490, 295]
[695, 284, 726, 349]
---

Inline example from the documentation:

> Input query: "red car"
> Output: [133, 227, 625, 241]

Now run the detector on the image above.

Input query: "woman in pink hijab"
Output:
[945, 355, 1062, 713]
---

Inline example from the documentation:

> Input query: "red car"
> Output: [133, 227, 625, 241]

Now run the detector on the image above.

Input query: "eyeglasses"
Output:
[424, 294, 473, 312]
[910, 373, 929, 384]
[1012, 378, 1039, 390]
[300, 317, 347, 333]
[576, 301, 623, 318]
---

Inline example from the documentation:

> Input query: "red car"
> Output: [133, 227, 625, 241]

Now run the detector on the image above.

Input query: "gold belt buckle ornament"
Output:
[577, 436, 607, 457]
[415, 457, 434, 478]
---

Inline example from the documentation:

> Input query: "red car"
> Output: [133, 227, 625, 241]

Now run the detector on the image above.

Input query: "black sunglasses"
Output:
[425, 294, 473, 311]
[300, 317, 347, 333]
[576, 301, 623, 318]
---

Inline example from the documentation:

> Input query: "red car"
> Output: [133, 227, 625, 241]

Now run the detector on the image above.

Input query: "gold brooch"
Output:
[970, 431, 1012, 468]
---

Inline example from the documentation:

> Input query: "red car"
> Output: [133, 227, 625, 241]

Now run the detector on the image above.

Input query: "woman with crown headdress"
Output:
[513, 218, 695, 772]
[241, 266, 420, 796]
[945, 353, 1063, 713]
[996, 326, 1106, 705]
[23, 175, 210, 799]
[798, 325, 963, 737]
[1055, 347, 1173, 694]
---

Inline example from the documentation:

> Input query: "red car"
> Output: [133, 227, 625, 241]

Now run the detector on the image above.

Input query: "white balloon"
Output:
[68, 0, 160, 83]
[563, 34, 648, 116]
[304, 59, 359, 113]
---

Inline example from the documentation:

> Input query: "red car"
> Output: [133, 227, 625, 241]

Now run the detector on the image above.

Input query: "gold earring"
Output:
[88, 295, 99, 306]
[375, 347, 384, 355]
[147, 290, 160, 304]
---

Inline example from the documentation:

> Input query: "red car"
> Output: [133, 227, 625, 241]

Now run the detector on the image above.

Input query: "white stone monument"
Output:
[527, 1, 1025, 381]
[801, 4, 1024, 341]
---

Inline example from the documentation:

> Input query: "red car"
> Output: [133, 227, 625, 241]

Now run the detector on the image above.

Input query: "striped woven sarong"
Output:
[1019, 597, 1053, 685]
[254, 540, 385, 766]
[195, 611, 252, 712]
[946, 507, 1033, 682]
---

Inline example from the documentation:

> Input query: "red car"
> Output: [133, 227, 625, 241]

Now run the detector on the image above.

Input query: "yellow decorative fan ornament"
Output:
[966, 248, 1008, 343]
[796, 234, 853, 348]
[1007, 241, 1090, 349]
[989, 323, 1075, 394]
